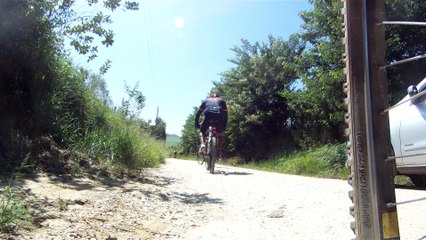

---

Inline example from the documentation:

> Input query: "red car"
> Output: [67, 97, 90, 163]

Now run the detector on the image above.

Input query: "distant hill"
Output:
[166, 134, 180, 147]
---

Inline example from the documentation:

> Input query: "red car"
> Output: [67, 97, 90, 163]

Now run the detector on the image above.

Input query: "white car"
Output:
[389, 76, 426, 187]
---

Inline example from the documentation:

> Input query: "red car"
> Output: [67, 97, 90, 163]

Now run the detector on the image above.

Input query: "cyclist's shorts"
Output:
[201, 113, 225, 135]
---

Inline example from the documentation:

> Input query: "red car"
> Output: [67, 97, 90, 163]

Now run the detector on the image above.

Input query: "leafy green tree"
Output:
[119, 82, 146, 119]
[288, 0, 346, 147]
[86, 73, 113, 106]
[151, 117, 167, 141]
[0, 0, 57, 139]
[0, 0, 139, 167]
[214, 36, 304, 161]
[51, 0, 139, 61]
[289, 0, 426, 147]
[180, 108, 199, 155]
[385, 0, 426, 104]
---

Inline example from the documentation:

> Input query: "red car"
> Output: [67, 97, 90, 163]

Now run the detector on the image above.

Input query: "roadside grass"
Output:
[50, 61, 168, 175]
[235, 144, 413, 186]
[237, 144, 350, 179]
[0, 186, 32, 233]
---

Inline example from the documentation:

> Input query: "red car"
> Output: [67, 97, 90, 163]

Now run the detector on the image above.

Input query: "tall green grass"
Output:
[50, 60, 167, 172]
[244, 143, 349, 179]
[0, 186, 32, 232]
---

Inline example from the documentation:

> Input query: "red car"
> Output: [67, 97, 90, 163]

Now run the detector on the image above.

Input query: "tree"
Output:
[385, 0, 426, 104]
[289, 0, 346, 147]
[86, 73, 113, 106]
[151, 117, 167, 141]
[119, 81, 146, 119]
[0, 0, 139, 166]
[214, 36, 304, 161]
[50, 0, 139, 61]
[180, 108, 199, 155]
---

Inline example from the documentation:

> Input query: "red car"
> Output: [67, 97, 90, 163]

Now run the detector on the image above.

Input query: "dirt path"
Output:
[2, 158, 426, 239]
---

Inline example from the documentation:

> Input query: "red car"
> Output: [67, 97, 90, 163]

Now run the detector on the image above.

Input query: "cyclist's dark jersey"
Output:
[195, 97, 228, 134]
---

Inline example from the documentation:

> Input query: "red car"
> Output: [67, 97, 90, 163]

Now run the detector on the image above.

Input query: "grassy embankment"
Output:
[0, 61, 169, 233]
[235, 143, 350, 179]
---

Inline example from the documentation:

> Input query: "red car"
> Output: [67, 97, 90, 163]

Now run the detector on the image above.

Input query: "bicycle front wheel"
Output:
[197, 151, 205, 165]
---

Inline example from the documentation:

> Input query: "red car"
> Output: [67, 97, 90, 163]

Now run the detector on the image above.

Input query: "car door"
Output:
[399, 83, 426, 165]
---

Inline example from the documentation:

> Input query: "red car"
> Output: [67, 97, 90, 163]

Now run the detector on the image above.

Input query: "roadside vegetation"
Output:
[0, 1, 168, 175]
[0, 1, 167, 233]
[240, 144, 349, 179]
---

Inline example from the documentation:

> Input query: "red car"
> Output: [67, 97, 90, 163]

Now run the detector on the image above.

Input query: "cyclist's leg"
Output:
[217, 131, 224, 160]
[198, 131, 206, 154]
[199, 122, 208, 154]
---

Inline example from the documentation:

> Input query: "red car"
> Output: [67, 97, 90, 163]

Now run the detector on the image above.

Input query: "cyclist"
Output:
[195, 92, 228, 160]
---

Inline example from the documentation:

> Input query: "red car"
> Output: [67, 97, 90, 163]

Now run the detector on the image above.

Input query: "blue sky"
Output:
[72, 0, 312, 136]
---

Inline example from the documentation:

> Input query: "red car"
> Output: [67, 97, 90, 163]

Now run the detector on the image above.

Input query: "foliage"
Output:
[48, 0, 139, 61]
[0, 0, 150, 171]
[0, 0, 57, 142]
[289, 0, 346, 146]
[214, 36, 304, 161]
[85, 73, 113, 106]
[50, 61, 166, 170]
[385, 0, 426, 104]
[119, 82, 146, 119]
[150, 117, 167, 141]
[0, 186, 31, 232]
[107, 123, 166, 170]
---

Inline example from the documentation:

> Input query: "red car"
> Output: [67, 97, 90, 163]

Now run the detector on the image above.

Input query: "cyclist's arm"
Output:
[222, 101, 228, 129]
[195, 102, 206, 129]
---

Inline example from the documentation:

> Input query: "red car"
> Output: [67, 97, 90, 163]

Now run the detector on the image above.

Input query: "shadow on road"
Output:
[214, 169, 253, 176]
[141, 190, 224, 204]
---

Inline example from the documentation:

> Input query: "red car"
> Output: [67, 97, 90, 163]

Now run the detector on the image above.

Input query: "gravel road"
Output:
[2, 158, 426, 239]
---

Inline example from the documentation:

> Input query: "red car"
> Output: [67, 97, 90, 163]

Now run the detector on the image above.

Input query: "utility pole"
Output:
[155, 106, 159, 124]
[343, 0, 400, 239]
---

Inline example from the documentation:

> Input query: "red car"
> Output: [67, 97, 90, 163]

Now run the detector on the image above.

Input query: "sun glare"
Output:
[173, 16, 185, 29]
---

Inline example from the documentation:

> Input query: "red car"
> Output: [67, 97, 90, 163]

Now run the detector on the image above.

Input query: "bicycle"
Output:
[199, 126, 218, 174]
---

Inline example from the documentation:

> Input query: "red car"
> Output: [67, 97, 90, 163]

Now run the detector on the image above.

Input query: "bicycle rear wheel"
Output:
[205, 154, 210, 170]
[209, 136, 217, 174]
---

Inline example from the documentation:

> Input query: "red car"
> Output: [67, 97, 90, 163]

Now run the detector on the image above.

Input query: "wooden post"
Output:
[344, 0, 400, 239]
